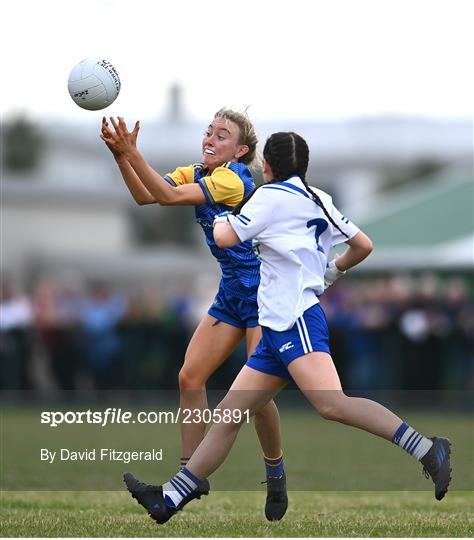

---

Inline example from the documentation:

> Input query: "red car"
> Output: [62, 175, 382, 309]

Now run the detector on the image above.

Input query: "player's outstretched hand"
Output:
[100, 117, 122, 159]
[100, 116, 140, 160]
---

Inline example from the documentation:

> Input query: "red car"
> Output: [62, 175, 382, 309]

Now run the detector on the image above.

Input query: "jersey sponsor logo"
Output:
[196, 218, 214, 229]
[279, 341, 294, 353]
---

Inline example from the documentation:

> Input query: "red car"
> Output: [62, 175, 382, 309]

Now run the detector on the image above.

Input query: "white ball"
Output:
[67, 58, 121, 111]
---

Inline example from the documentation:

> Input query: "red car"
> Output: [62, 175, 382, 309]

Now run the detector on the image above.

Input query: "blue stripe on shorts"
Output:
[246, 303, 330, 380]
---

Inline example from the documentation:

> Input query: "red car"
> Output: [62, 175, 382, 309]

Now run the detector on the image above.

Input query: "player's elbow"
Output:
[136, 198, 155, 206]
[148, 192, 176, 206]
[362, 236, 373, 255]
[157, 191, 183, 206]
[351, 231, 373, 256]
[214, 231, 230, 248]
[213, 229, 234, 249]
[213, 222, 241, 248]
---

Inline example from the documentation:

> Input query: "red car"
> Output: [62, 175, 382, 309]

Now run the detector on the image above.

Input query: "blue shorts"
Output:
[246, 303, 330, 380]
[208, 284, 259, 329]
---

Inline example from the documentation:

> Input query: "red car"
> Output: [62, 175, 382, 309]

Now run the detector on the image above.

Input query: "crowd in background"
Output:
[1, 273, 473, 396]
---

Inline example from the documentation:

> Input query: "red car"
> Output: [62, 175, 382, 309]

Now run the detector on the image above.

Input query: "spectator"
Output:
[34, 279, 84, 396]
[0, 278, 35, 389]
[78, 282, 127, 390]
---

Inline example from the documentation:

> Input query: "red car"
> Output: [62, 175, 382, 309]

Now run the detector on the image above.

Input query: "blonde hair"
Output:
[213, 108, 260, 169]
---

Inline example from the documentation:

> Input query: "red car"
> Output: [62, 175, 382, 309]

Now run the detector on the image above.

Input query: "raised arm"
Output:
[101, 117, 156, 205]
[101, 117, 205, 206]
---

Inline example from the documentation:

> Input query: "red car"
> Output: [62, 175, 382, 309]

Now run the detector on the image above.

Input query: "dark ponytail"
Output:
[232, 131, 305, 216]
[233, 132, 349, 239]
[301, 181, 349, 239]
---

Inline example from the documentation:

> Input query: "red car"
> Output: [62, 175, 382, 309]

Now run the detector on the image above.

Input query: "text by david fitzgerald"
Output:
[40, 448, 163, 464]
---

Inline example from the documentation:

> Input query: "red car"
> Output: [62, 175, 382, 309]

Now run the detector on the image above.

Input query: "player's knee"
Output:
[178, 367, 206, 391]
[317, 398, 348, 422]
[214, 398, 247, 428]
[254, 400, 277, 421]
[318, 405, 341, 421]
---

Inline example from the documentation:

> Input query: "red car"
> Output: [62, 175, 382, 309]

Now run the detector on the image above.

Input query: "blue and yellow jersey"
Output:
[164, 162, 260, 300]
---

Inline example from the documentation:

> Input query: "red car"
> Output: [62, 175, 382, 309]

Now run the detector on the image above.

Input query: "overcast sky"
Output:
[2, 0, 473, 123]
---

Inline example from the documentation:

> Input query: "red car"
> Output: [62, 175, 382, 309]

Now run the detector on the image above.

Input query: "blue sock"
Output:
[162, 467, 203, 508]
[264, 453, 285, 478]
[392, 422, 433, 460]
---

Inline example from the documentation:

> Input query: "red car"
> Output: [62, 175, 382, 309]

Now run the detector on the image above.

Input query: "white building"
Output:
[2, 108, 472, 284]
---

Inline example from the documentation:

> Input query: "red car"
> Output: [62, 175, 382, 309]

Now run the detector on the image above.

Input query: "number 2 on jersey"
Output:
[307, 218, 328, 253]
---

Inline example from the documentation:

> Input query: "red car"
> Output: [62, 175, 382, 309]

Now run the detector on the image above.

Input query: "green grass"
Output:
[1, 490, 473, 537]
[2, 406, 473, 491]
[1, 405, 473, 536]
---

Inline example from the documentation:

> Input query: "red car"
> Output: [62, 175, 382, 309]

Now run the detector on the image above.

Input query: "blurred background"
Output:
[1, 0, 473, 397]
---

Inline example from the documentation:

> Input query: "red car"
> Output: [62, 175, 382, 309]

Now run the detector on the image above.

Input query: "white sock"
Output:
[392, 422, 433, 460]
[162, 468, 198, 508]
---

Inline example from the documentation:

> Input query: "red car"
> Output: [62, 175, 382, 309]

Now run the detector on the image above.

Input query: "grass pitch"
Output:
[1, 404, 473, 536]
[1, 490, 473, 537]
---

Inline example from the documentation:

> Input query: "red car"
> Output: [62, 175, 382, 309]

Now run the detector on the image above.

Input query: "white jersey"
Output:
[227, 176, 360, 331]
